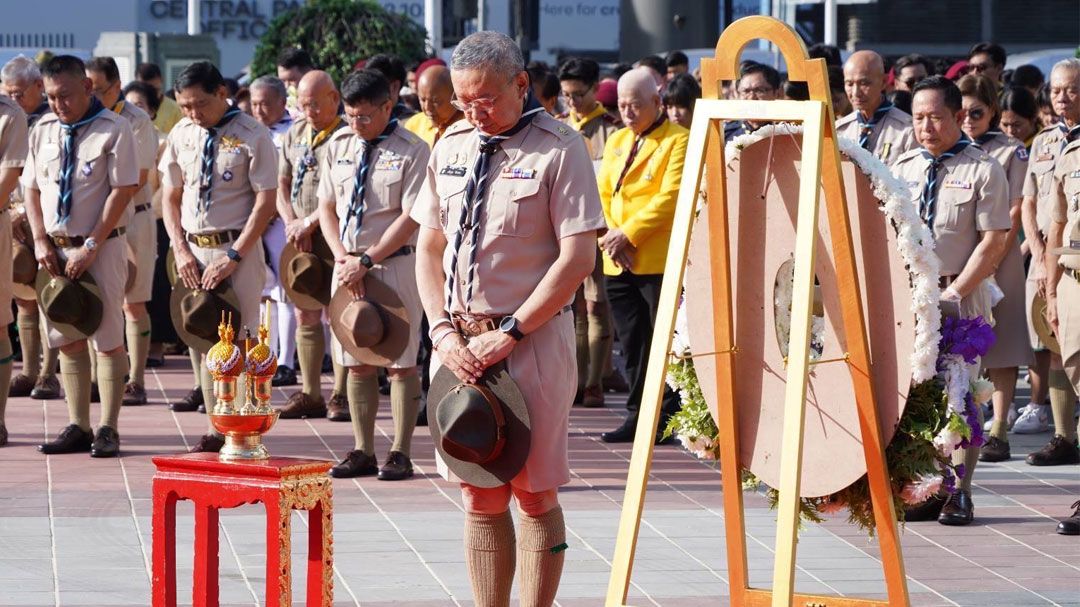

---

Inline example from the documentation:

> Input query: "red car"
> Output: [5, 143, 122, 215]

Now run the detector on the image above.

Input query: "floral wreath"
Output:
[666, 125, 994, 534]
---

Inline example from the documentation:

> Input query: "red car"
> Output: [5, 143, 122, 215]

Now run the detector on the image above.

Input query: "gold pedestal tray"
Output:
[209, 411, 280, 461]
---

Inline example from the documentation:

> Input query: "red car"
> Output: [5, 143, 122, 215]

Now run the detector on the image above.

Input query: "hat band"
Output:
[471, 383, 507, 464]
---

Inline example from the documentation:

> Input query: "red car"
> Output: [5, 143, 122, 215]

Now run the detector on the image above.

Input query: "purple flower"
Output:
[938, 316, 996, 364]
[958, 393, 986, 449]
[954, 463, 966, 481]
[941, 468, 957, 494]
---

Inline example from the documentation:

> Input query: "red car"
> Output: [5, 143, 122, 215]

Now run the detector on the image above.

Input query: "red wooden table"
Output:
[151, 453, 334, 607]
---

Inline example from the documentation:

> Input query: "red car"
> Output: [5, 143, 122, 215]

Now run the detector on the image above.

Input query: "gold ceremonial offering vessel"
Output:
[208, 303, 280, 461]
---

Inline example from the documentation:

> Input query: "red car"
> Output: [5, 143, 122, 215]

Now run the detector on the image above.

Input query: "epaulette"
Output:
[960, 145, 991, 162]
[894, 147, 924, 164]
[442, 119, 474, 138]
[533, 112, 576, 141]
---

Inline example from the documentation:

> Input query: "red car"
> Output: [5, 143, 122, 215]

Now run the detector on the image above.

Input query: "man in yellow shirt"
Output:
[403, 64, 463, 147]
[597, 67, 688, 443]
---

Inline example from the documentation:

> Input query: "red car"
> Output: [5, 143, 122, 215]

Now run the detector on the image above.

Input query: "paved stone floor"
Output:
[0, 356, 1077, 606]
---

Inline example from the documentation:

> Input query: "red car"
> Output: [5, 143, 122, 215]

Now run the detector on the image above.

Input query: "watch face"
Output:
[500, 316, 515, 331]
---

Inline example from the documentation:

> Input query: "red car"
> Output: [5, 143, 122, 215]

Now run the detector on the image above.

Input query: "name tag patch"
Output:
[943, 179, 972, 189]
[335, 158, 353, 166]
[440, 165, 468, 177]
[500, 167, 536, 179]
[1069, 170, 1080, 178]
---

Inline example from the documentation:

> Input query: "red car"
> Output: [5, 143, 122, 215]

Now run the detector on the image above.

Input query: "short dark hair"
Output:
[223, 77, 240, 98]
[665, 51, 689, 69]
[136, 62, 162, 82]
[610, 63, 633, 80]
[887, 89, 913, 115]
[969, 42, 1006, 68]
[637, 55, 665, 75]
[366, 53, 406, 86]
[999, 86, 1038, 123]
[662, 73, 701, 110]
[277, 47, 314, 71]
[173, 61, 226, 95]
[558, 57, 600, 87]
[784, 80, 810, 101]
[527, 66, 559, 101]
[1010, 64, 1044, 90]
[42, 55, 87, 80]
[739, 62, 781, 91]
[341, 69, 390, 106]
[122, 80, 162, 114]
[86, 56, 120, 83]
[826, 65, 845, 93]
[1036, 82, 1053, 110]
[894, 53, 934, 76]
[912, 75, 962, 113]
[807, 43, 841, 67]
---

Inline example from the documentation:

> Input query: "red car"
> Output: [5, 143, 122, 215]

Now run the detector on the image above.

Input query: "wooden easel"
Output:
[605, 16, 910, 607]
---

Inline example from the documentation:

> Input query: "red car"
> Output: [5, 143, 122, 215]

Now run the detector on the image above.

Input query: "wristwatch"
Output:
[226, 247, 242, 263]
[499, 316, 524, 341]
[302, 216, 314, 230]
[358, 253, 374, 269]
[83, 236, 98, 252]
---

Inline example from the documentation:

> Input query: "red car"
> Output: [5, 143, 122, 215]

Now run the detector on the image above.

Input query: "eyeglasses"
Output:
[966, 108, 987, 121]
[560, 89, 591, 102]
[344, 109, 381, 125]
[450, 76, 516, 113]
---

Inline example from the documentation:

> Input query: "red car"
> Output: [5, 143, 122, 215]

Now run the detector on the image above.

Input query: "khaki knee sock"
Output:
[953, 405, 983, 492]
[96, 351, 128, 430]
[0, 335, 13, 423]
[126, 316, 151, 386]
[1049, 370, 1078, 441]
[16, 310, 41, 379]
[189, 348, 203, 388]
[586, 313, 611, 389]
[465, 511, 516, 607]
[347, 373, 380, 454]
[59, 349, 91, 431]
[296, 324, 325, 398]
[390, 374, 421, 455]
[333, 359, 347, 396]
[517, 506, 566, 607]
[574, 312, 587, 391]
[40, 323, 57, 378]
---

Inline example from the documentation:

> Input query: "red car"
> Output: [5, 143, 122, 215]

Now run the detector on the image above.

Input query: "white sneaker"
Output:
[1012, 404, 1051, 434]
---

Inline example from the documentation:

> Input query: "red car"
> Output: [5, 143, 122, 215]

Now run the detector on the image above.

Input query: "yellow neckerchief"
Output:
[434, 111, 465, 144]
[307, 116, 343, 149]
[569, 104, 607, 131]
[112, 100, 125, 114]
[1024, 133, 1035, 151]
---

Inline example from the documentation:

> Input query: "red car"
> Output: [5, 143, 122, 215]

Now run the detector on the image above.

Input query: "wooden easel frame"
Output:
[605, 16, 910, 607]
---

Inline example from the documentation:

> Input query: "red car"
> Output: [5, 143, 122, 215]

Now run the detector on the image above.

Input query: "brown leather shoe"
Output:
[377, 451, 414, 481]
[190, 433, 225, 453]
[122, 382, 148, 406]
[8, 373, 35, 397]
[979, 436, 1010, 462]
[0, 423, 7, 447]
[30, 375, 61, 400]
[327, 392, 350, 422]
[278, 392, 327, 419]
[581, 385, 605, 408]
[330, 450, 378, 478]
[169, 387, 203, 412]
[90, 426, 120, 458]
[38, 424, 93, 454]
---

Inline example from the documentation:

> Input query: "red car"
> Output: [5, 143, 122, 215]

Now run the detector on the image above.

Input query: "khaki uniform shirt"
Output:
[1051, 140, 1080, 271]
[115, 101, 159, 211]
[317, 124, 429, 251]
[22, 109, 138, 236]
[976, 132, 1028, 201]
[893, 144, 1012, 276]
[1023, 124, 1070, 235]
[0, 95, 27, 175]
[836, 106, 918, 165]
[159, 113, 278, 235]
[411, 112, 607, 316]
[557, 107, 622, 161]
[279, 116, 347, 217]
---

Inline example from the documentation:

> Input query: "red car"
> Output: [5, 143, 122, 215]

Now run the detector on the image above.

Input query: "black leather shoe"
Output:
[378, 451, 414, 481]
[122, 382, 147, 406]
[601, 414, 638, 443]
[189, 433, 225, 453]
[903, 494, 947, 521]
[146, 355, 165, 368]
[1057, 500, 1080, 535]
[169, 387, 203, 412]
[90, 426, 120, 458]
[38, 424, 93, 454]
[0, 423, 7, 447]
[90, 382, 100, 403]
[30, 375, 61, 400]
[979, 436, 1011, 462]
[8, 373, 35, 397]
[1026, 435, 1080, 466]
[938, 489, 974, 526]
[330, 450, 378, 478]
[271, 365, 297, 387]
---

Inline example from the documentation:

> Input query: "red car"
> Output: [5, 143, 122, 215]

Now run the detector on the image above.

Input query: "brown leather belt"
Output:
[348, 245, 415, 260]
[186, 229, 241, 248]
[451, 305, 572, 338]
[49, 227, 125, 249]
[134, 203, 151, 213]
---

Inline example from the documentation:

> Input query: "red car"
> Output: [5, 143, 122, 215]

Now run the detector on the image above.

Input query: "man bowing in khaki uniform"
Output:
[23, 56, 138, 457]
[160, 61, 278, 452]
[837, 51, 917, 165]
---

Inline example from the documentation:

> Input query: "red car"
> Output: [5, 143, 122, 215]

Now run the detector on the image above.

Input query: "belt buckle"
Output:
[465, 320, 482, 337]
[54, 235, 70, 248]
[195, 234, 213, 247]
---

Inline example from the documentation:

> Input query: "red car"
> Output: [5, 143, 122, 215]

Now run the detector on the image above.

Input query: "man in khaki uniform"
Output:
[160, 61, 278, 453]
[893, 76, 1010, 525]
[837, 50, 918, 165]
[0, 89, 28, 446]
[403, 65, 464, 148]
[557, 56, 623, 407]
[1019, 60, 1080, 443]
[412, 32, 605, 606]
[3, 55, 60, 401]
[317, 69, 429, 480]
[277, 70, 348, 420]
[86, 57, 159, 406]
[23, 56, 138, 457]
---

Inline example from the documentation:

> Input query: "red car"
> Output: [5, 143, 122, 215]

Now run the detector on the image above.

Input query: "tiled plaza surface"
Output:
[0, 356, 1077, 606]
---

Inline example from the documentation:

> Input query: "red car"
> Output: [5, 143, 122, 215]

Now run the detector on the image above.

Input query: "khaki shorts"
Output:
[124, 208, 157, 304]
[1058, 272, 1080, 391]
[189, 238, 267, 346]
[44, 235, 128, 352]
[0, 211, 12, 327]
[582, 246, 607, 303]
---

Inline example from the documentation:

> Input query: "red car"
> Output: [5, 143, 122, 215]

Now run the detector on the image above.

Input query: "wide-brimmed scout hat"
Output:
[169, 278, 242, 354]
[1050, 224, 1080, 256]
[12, 240, 37, 300]
[1031, 292, 1061, 355]
[428, 364, 531, 488]
[34, 259, 103, 340]
[279, 233, 334, 310]
[327, 274, 409, 366]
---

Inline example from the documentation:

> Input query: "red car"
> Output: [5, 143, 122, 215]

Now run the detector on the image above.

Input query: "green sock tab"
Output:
[549, 542, 568, 554]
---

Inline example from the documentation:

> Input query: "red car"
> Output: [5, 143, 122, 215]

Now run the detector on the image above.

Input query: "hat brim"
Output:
[169, 279, 244, 354]
[327, 273, 410, 366]
[11, 241, 38, 300]
[1031, 293, 1061, 355]
[279, 233, 334, 311]
[428, 364, 532, 488]
[33, 262, 103, 340]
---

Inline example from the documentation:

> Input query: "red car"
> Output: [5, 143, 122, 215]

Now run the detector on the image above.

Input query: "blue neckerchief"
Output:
[973, 130, 1003, 148]
[446, 92, 544, 312]
[197, 108, 242, 214]
[919, 136, 972, 230]
[1061, 122, 1080, 146]
[856, 97, 894, 149]
[56, 97, 106, 225]
[340, 119, 399, 240]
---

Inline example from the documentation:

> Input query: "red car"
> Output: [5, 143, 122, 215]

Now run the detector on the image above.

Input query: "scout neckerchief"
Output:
[340, 119, 398, 240]
[291, 116, 343, 204]
[1061, 122, 1080, 147]
[856, 96, 894, 150]
[197, 107, 241, 214]
[918, 135, 972, 230]
[973, 130, 1003, 148]
[112, 100, 125, 115]
[612, 115, 666, 196]
[446, 92, 544, 312]
[568, 104, 606, 132]
[56, 97, 106, 226]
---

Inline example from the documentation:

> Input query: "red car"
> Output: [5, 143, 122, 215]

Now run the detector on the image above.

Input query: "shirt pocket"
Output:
[215, 147, 247, 185]
[1036, 162, 1056, 199]
[332, 164, 355, 200]
[436, 178, 467, 235]
[487, 178, 544, 238]
[74, 134, 108, 184]
[177, 146, 200, 187]
[372, 163, 404, 203]
[937, 186, 975, 232]
[38, 141, 61, 184]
